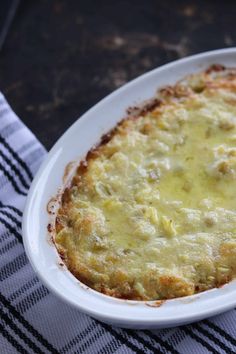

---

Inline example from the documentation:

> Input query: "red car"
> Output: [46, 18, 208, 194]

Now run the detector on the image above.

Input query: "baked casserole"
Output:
[55, 65, 236, 300]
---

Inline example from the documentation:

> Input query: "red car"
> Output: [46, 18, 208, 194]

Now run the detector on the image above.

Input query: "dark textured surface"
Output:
[0, 0, 236, 149]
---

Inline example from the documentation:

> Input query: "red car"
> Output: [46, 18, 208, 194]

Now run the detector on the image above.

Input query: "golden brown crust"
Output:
[54, 64, 236, 300]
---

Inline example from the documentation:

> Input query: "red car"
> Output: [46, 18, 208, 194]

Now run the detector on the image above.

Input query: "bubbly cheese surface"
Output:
[55, 66, 236, 300]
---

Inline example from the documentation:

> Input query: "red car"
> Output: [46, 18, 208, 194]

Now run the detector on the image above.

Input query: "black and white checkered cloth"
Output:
[0, 92, 236, 354]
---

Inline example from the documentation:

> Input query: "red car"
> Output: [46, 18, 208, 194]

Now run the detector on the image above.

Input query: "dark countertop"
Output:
[0, 0, 236, 150]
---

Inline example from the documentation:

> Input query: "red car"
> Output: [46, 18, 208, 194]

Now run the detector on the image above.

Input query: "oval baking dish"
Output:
[23, 48, 236, 329]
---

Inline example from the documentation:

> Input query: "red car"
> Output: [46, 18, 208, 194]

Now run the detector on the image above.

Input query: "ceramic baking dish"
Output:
[22, 48, 236, 329]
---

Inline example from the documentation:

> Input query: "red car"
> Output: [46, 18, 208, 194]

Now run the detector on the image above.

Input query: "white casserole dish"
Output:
[22, 48, 236, 329]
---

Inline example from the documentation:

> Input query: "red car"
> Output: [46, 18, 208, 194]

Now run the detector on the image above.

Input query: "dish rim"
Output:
[22, 47, 236, 328]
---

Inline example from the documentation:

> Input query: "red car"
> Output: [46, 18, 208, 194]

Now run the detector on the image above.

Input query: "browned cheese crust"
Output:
[54, 65, 236, 300]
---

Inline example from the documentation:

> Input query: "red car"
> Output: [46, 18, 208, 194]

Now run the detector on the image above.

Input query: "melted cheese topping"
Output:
[55, 67, 236, 300]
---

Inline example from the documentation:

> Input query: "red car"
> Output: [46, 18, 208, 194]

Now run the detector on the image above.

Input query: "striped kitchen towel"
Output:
[0, 91, 236, 354]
